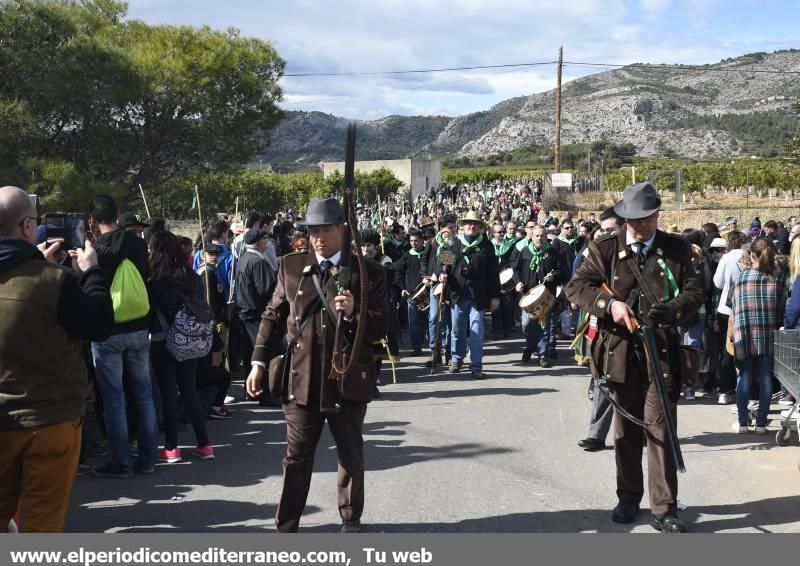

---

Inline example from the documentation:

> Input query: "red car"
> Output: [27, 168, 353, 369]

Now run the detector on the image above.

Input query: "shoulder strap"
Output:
[311, 273, 339, 326]
[628, 254, 660, 305]
[284, 296, 324, 353]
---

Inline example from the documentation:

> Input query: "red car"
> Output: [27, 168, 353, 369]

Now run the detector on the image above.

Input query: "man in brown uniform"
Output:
[566, 183, 702, 533]
[246, 198, 389, 533]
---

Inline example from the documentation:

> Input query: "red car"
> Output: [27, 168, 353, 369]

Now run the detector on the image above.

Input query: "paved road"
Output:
[67, 334, 800, 533]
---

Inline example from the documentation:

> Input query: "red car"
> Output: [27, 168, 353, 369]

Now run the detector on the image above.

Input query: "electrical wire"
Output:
[284, 61, 556, 77]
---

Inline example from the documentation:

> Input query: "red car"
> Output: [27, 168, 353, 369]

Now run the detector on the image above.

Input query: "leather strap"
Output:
[311, 273, 339, 327]
[627, 252, 660, 306]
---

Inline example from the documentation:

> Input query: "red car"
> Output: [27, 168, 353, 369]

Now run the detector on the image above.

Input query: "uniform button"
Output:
[292, 370, 298, 376]
[295, 343, 301, 349]
[334, 403, 341, 409]
[295, 316, 300, 322]
[288, 394, 295, 401]
[297, 290, 304, 296]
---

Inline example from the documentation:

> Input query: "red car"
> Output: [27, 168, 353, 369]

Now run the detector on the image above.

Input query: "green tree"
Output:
[0, 0, 285, 209]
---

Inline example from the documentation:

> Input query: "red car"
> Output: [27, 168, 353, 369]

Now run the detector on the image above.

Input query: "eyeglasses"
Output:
[494, 230, 506, 234]
[18, 216, 39, 227]
[563, 226, 575, 230]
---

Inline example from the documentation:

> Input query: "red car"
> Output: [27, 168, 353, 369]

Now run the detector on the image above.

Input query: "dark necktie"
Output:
[320, 259, 334, 287]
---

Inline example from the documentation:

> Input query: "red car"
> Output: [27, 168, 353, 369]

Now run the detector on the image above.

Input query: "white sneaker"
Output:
[224, 395, 236, 404]
[754, 426, 768, 435]
[732, 422, 749, 434]
[718, 393, 732, 405]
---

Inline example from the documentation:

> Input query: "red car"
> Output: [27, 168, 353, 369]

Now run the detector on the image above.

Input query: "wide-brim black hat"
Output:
[296, 197, 344, 226]
[613, 182, 661, 220]
[118, 211, 150, 228]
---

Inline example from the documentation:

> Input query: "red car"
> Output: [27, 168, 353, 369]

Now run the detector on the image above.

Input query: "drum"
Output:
[499, 268, 515, 293]
[408, 282, 430, 311]
[518, 284, 555, 320]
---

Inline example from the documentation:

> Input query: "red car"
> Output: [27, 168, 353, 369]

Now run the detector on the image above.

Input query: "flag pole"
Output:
[138, 184, 151, 219]
[194, 185, 211, 306]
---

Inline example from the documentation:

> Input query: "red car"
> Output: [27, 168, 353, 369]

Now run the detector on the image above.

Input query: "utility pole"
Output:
[555, 46, 563, 173]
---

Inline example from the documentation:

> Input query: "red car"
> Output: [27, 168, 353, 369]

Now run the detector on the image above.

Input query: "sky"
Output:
[125, 0, 800, 120]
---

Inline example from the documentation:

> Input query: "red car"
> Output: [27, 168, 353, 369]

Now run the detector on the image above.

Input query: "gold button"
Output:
[288, 394, 295, 401]
[295, 343, 301, 349]
[297, 290, 304, 296]
[295, 316, 300, 322]
[334, 403, 341, 409]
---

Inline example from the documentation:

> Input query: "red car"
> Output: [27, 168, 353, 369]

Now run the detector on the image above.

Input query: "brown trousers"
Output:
[276, 403, 367, 532]
[0, 418, 82, 532]
[608, 370, 680, 516]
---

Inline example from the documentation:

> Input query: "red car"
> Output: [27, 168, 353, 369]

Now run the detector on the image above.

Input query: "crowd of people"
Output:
[1, 178, 798, 533]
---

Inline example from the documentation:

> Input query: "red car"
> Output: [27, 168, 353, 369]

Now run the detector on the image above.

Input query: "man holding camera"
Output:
[0, 186, 113, 531]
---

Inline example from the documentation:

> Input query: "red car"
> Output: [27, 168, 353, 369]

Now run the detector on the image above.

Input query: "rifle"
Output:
[329, 124, 368, 381]
[599, 282, 686, 473]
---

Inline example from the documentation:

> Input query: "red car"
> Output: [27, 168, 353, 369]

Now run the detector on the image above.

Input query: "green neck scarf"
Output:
[558, 234, 578, 251]
[493, 236, 517, 258]
[409, 248, 421, 257]
[435, 231, 450, 252]
[458, 233, 484, 264]
[528, 240, 551, 272]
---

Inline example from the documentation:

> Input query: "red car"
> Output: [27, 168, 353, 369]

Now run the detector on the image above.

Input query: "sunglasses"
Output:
[494, 230, 506, 234]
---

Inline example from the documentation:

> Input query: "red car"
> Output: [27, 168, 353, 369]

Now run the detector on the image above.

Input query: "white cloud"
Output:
[124, 0, 794, 119]
[640, 0, 672, 19]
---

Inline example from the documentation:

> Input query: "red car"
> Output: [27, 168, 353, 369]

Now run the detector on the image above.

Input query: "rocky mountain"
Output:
[262, 50, 800, 166]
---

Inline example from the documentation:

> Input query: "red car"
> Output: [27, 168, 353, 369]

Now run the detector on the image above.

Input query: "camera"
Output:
[44, 213, 87, 250]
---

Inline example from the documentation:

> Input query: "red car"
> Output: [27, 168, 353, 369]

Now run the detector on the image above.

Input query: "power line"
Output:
[283, 61, 556, 77]
[564, 61, 800, 74]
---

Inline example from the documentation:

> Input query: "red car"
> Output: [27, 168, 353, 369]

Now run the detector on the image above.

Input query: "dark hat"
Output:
[361, 229, 381, 246]
[244, 228, 268, 245]
[613, 182, 661, 220]
[296, 197, 344, 226]
[119, 212, 150, 228]
[205, 243, 221, 255]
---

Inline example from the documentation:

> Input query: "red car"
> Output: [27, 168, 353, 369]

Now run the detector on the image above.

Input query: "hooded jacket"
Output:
[0, 237, 113, 430]
[94, 228, 151, 335]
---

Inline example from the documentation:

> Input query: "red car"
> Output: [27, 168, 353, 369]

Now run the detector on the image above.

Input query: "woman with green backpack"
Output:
[148, 232, 215, 463]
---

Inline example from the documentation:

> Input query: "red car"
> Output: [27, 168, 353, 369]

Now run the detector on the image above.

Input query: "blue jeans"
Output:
[407, 301, 426, 352]
[428, 288, 451, 357]
[736, 354, 773, 427]
[451, 296, 485, 370]
[92, 330, 159, 471]
[521, 313, 549, 357]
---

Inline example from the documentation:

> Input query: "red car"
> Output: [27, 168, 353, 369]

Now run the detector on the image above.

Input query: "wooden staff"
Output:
[138, 184, 151, 219]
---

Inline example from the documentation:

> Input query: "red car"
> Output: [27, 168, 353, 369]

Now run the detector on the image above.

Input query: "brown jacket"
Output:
[252, 251, 389, 411]
[565, 229, 703, 384]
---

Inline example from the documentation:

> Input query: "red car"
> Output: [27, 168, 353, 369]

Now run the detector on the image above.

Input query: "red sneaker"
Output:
[158, 447, 182, 463]
[191, 445, 215, 460]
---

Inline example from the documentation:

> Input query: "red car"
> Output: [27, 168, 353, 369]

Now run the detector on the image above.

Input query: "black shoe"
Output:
[545, 350, 558, 359]
[424, 355, 442, 368]
[650, 513, 687, 533]
[91, 463, 132, 479]
[371, 387, 380, 399]
[577, 437, 605, 452]
[471, 369, 485, 380]
[133, 462, 155, 474]
[521, 349, 532, 362]
[539, 358, 551, 368]
[339, 520, 362, 533]
[412, 349, 423, 356]
[611, 503, 640, 524]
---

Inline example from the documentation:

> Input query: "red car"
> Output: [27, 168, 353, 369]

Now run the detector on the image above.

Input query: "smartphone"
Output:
[44, 213, 86, 249]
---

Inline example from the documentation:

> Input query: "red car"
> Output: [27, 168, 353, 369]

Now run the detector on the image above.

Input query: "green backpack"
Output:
[110, 259, 150, 323]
